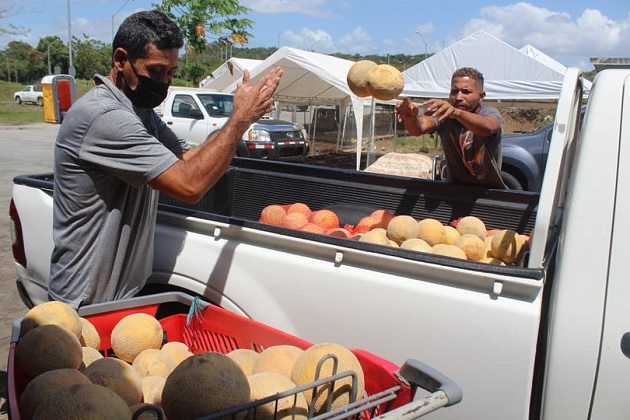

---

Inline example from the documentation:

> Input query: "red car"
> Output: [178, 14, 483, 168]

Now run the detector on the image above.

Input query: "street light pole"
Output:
[310, 35, 329, 52]
[415, 31, 428, 59]
[67, 0, 73, 71]
[47, 44, 52, 75]
[112, 0, 134, 43]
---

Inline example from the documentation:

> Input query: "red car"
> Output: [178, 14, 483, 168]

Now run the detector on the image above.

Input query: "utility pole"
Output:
[112, 0, 134, 43]
[67, 0, 74, 75]
[47, 44, 52, 74]
[415, 31, 428, 59]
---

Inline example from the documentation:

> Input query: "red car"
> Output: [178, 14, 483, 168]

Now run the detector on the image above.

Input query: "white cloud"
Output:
[241, 0, 338, 18]
[283, 28, 334, 52]
[458, 3, 630, 59]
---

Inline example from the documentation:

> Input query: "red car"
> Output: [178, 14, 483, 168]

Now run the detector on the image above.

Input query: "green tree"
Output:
[4, 40, 42, 83]
[154, 0, 253, 84]
[71, 35, 110, 79]
[36, 36, 68, 75]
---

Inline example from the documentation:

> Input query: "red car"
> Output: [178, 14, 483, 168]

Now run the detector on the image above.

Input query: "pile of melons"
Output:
[259, 203, 531, 266]
[347, 59, 404, 101]
[14, 300, 366, 420]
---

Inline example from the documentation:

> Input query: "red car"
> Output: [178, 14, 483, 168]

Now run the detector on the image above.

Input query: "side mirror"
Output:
[189, 108, 204, 120]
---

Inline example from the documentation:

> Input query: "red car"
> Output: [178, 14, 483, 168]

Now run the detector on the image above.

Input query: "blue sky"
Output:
[2, 0, 629, 71]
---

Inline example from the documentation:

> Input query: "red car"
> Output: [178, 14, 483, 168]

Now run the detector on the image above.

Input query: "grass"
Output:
[0, 80, 91, 124]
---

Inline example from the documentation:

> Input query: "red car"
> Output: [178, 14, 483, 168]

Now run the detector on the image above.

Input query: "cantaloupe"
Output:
[443, 225, 461, 245]
[291, 342, 365, 415]
[400, 238, 433, 253]
[227, 348, 261, 375]
[132, 348, 177, 379]
[281, 212, 309, 230]
[162, 352, 250, 420]
[79, 317, 100, 350]
[359, 229, 391, 246]
[82, 356, 143, 406]
[454, 234, 486, 261]
[259, 204, 287, 226]
[370, 209, 395, 229]
[161, 341, 194, 365]
[19, 368, 91, 420]
[32, 383, 132, 420]
[141, 375, 166, 405]
[110, 313, 164, 363]
[20, 300, 82, 340]
[491, 229, 524, 264]
[432, 244, 468, 260]
[16, 324, 83, 379]
[247, 372, 309, 419]
[480, 257, 506, 266]
[251, 345, 304, 379]
[417, 218, 446, 246]
[367, 64, 405, 101]
[130, 403, 166, 420]
[310, 210, 340, 230]
[347, 60, 377, 97]
[484, 235, 494, 258]
[456, 216, 486, 240]
[387, 215, 420, 245]
[80, 346, 104, 371]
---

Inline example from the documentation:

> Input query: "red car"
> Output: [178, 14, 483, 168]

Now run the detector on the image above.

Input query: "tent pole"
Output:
[339, 104, 348, 153]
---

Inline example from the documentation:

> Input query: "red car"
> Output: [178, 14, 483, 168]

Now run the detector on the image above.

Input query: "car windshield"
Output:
[198, 93, 233, 117]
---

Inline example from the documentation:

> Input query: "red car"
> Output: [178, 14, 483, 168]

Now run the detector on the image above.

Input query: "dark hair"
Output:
[112, 10, 184, 61]
[452, 67, 484, 90]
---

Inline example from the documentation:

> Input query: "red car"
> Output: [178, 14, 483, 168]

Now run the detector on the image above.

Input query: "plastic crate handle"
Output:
[399, 359, 463, 406]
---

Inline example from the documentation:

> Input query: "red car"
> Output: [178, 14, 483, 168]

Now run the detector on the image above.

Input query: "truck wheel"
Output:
[15, 96, 22, 105]
[501, 171, 523, 190]
[37, 97, 43, 106]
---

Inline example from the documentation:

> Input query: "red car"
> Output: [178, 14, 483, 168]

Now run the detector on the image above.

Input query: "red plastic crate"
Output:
[8, 293, 416, 419]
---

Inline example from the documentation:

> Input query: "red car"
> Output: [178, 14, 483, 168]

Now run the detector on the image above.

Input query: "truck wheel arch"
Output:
[15, 96, 22, 105]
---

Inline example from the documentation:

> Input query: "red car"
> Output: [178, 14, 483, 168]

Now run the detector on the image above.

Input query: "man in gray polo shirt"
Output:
[49, 10, 283, 308]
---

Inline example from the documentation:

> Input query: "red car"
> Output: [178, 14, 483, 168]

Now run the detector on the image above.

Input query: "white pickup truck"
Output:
[9, 68, 630, 419]
[13, 84, 43, 106]
[159, 88, 310, 161]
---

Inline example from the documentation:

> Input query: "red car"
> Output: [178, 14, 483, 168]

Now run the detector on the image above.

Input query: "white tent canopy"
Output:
[220, 47, 371, 169]
[198, 57, 263, 90]
[402, 30, 590, 106]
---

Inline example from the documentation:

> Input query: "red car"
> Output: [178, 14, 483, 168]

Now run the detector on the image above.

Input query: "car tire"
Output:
[37, 97, 43, 106]
[15, 96, 22, 105]
[501, 171, 524, 190]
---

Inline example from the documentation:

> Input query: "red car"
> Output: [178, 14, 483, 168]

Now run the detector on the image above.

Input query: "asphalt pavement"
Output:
[0, 122, 59, 418]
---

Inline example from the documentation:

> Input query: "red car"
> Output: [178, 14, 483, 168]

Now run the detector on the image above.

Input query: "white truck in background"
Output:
[13, 84, 43, 105]
[159, 88, 310, 161]
[9, 68, 630, 419]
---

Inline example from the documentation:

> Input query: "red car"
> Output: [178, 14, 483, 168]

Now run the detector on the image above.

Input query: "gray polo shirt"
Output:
[49, 74, 189, 308]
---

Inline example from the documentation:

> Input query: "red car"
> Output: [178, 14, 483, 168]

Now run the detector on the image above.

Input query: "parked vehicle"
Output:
[160, 88, 310, 161]
[10, 68, 630, 419]
[433, 107, 586, 191]
[13, 85, 43, 106]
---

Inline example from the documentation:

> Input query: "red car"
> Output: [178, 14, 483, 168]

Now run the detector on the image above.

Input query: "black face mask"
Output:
[123, 60, 170, 109]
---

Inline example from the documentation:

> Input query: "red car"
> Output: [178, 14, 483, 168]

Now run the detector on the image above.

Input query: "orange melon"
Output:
[326, 227, 352, 238]
[259, 204, 287, 226]
[110, 313, 164, 363]
[300, 222, 326, 234]
[370, 209, 395, 229]
[83, 357, 143, 406]
[32, 383, 132, 419]
[310, 209, 340, 230]
[347, 60, 378, 97]
[456, 216, 486, 240]
[454, 234, 486, 261]
[20, 300, 82, 340]
[416, 218, 445, 246]
[287, 202, 312, 219]
[281, 212, 309, 229]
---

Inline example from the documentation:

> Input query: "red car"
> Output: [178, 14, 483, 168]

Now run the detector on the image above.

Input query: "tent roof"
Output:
[402, 30, 589, 104]
[199, 57, 263, 90]
[222, 46, 361, 106]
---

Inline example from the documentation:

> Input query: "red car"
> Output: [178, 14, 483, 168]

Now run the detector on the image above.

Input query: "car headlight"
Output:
[248, 129, 272, 142]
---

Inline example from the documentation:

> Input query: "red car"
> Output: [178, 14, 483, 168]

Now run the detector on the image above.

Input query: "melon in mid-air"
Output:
[347, 60, 378, 97]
